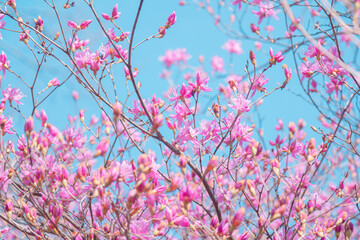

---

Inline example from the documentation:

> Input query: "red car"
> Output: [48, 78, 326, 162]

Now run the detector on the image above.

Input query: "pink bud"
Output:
[24, 116, 34, 138]
[158, 26, 166, 38]
[335, 211, 347, 226]
[238, 231, 250, 240]
[307, 199, 314, 213]
[80, 20, 92, 29]
[206, 156, 218, 172]
[19, 30, 30, 44]
[345, 221, 353, 239]
[334, 224, 341, 238]
[112, 101, 122, 120]
[4, 199, 13, 212]
[101, 13, 111, 20]
[151, 114, 163, 133]
[48, 77, 60, 87]
[67, 21, 78, 29]
[79, 109, 84, 122]
[231, 208, 245, 227]
[76, 163, 87, 182]
[249, 50, 256, 65]
[111, 4, 121, 19]
[40, 109, 47, 127]
[22, 201, 29, 214]
[72, 90, 79, 101]
[210, 215, 219, 229]
[8, 0, 16, 9]
[167, 11, 176, 26]
[250, 23, 260, 33]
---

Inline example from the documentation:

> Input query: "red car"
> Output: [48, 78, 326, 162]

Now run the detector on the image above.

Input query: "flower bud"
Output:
[334, 225, 341, 239]
[4, 199, 13, 218]
[79, 109, 84, 123]
[210, 215, 219, 229]
[345, 221, 353, 240]
[151, 114, 163, 133]
[231, 207, 245, 228]
[25, 116, 34, 138]
[8, 0, 16, 9]
[167, 11, 176, 26]
[249, 50, 256, 65]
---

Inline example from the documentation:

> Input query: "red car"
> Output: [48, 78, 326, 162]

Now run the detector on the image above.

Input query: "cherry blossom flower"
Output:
[0, 114, 15, 134]
[0, 51, 9, 82]
[228, 94, 250, 113]
[19, 30, 30, 44]
[34, 15, 43, 32]
[1, 87, 23, 105]
[269, 48, 285, 65]
[211, 56, 225, 72]
[67, 20, 92, 30]
[159, 48, 191, 68]
[101, 4, 121, 21]
[47, 77, 60, 87]
[222, 39, 243, 55]
[252, 2, 278, 24]
[250, 73, 269, 97]
[189, 72, 212, 93]
[68, 36, 89, 52]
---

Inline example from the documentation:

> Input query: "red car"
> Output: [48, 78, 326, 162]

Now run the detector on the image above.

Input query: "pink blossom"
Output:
[48, 77, 60, 87]
[269, 48, 285, 65]
[40, 109, 47, 127]
[228, 95, 250, 113]
[158, 26, 166, 38]
[0, 114, 15, 134]
[303, 44, 321, 58]
[211, 56, 225, 72]
[68, 36, 89, 52]
[72, 90, 79, 101]
[169, 83, 192, 105]
[67, 20, 92, 30]
[159, 48, 191, 68]
[255, 41, 262, 50]
[252, 2, 278, 24]
[232, 0, 242, 10]
[0, 51, 9, 82]
[266, 25, 274, 32]
[250, 73, 269, 97]
[223, 39, 243, 55]
[250, 23, 260, 33]
[101, 4, 121, 21]
[106, 27, 129, 42]
[19, 30, 30, 44]
[74, 48, 95, 69]
[124, 66, 138, 79]
[1, 87, 23, 105]
[189, 72, 212, 93]
[167, 11, 176, 26]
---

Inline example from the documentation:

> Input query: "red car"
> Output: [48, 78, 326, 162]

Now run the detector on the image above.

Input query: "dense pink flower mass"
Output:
[0, 1, 359, 239]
